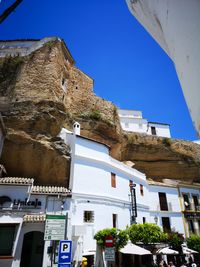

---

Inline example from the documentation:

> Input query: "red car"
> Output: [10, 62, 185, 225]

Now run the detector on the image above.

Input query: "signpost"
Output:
[44, 214, 66, 240]
[104, 235, 115, 262]
[58, 240, 72, 267]
[104, 235, 114, 248]
[104, 247, 115, 261]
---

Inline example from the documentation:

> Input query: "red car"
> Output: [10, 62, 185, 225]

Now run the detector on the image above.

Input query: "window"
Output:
[125, 122, 129, 128]
[159, 192, 168, 211]
[151, 126, 157, 135]
[112, 214, 117, 228]
[83, 211, 94, 223]
[183, 194, 191, 210]
[192, 195, 199, 211]
[111, 173, 116, 188]
[142, 217, 146, 224]
[188, 220, 195, 234]
[0, 224, 17, 256]
[139, 124, 142, 129]
[162, 217, 171, 233]
[140, 184, 144, 196]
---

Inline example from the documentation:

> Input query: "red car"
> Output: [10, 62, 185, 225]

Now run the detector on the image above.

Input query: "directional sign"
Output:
[58, 240, 72, 266]
[44, 214, 66, 240]
[105, 247, 115, 261]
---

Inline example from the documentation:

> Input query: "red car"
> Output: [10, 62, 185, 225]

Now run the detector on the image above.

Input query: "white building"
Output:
[0, 123, 199, 267]
[148, 180, 185, 235]
[118, 109, 171, 137]
[60, 125, 150, 265]
[0, 177, 71, 267]
[125, 0, 200, 137]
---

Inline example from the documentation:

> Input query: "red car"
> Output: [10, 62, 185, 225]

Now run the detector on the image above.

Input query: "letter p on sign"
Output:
[61, 242, 70, 253]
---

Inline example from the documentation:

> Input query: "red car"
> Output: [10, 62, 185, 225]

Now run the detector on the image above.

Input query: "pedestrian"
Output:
[180, 261, 188, 267]
[168, 261, 176, 267]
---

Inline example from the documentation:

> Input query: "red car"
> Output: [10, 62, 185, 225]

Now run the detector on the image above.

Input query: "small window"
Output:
[0, 224, 17, 256]
[125, 122, 129, 128]
[151, 126, 156, 135]
[83, 211, 94, 223]
[111, 173, 116, 188]
[139, 124, 142, 129]
[140, 184, 144, 196]
[112, 214, 117, 228]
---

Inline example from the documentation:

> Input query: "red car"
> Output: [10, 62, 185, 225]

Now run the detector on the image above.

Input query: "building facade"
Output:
[0, 177, 70, 267]
[118, 109, 171, 137]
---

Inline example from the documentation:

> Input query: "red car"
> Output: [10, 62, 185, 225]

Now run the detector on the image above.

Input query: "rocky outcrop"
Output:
[0, 38, 200, 185]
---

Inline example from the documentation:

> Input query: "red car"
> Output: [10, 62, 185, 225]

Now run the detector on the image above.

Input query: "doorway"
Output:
[20, 231, 44, 267]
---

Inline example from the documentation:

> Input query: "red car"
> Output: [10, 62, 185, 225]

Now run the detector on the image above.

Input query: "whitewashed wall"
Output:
[148, 185, 184, 235]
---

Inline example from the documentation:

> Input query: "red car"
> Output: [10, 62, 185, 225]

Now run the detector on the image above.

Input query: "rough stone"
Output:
[0, 38, 200, 185]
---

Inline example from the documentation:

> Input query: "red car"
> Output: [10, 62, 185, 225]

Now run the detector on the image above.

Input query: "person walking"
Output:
[168, 261, 176, 267]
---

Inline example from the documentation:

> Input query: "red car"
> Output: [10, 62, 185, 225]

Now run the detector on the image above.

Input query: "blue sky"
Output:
[0, 0, 197, 140]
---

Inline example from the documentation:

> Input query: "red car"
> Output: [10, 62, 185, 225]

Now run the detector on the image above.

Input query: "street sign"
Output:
[44, 214, 66, 240]
[58, 240, 72, 266]
[105, 247, 115, 261]
[104, 235, 114, 247]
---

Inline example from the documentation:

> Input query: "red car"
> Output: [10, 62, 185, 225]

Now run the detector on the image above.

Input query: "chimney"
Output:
[73, 122, 80, 135]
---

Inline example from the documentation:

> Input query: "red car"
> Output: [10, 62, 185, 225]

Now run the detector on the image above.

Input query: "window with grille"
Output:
[0, 224, 17, 256]
[111, 173, 116, 188]
[83, 211, 94, 223]
[183, 194, 191, 210]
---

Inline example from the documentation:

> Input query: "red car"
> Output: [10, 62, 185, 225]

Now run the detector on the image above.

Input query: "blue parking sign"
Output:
[58, 240, 72, 266]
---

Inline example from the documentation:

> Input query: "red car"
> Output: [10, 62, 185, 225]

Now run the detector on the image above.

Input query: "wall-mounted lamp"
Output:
[154, 215, 158, 225]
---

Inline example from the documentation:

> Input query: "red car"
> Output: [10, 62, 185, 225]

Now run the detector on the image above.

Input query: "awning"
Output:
[120, 243, 152, 255]
[156, 247, 179, 255]
[182, 247, 199, 254]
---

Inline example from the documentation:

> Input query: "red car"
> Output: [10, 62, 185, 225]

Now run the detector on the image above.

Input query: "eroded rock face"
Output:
[0, 38, 200, 185]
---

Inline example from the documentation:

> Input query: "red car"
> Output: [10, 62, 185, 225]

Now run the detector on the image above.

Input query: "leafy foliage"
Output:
[167, 231, 184, 250]
[187, 235, 200, 252]
[128, 223, 167, 245]
[94, 228, 129, 251]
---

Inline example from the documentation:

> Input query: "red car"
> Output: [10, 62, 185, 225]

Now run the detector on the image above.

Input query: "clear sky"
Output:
[0, 0, 197, 141]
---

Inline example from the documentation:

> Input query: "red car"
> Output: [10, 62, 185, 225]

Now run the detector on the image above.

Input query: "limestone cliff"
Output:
[0, 38, 199, 185]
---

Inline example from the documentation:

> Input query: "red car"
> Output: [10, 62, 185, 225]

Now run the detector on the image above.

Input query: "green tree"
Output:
[94, 227, 129, 251]
[167, 231, 184, 251]
[128, 223, 167, 245]
[187, 235, 200, 252]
